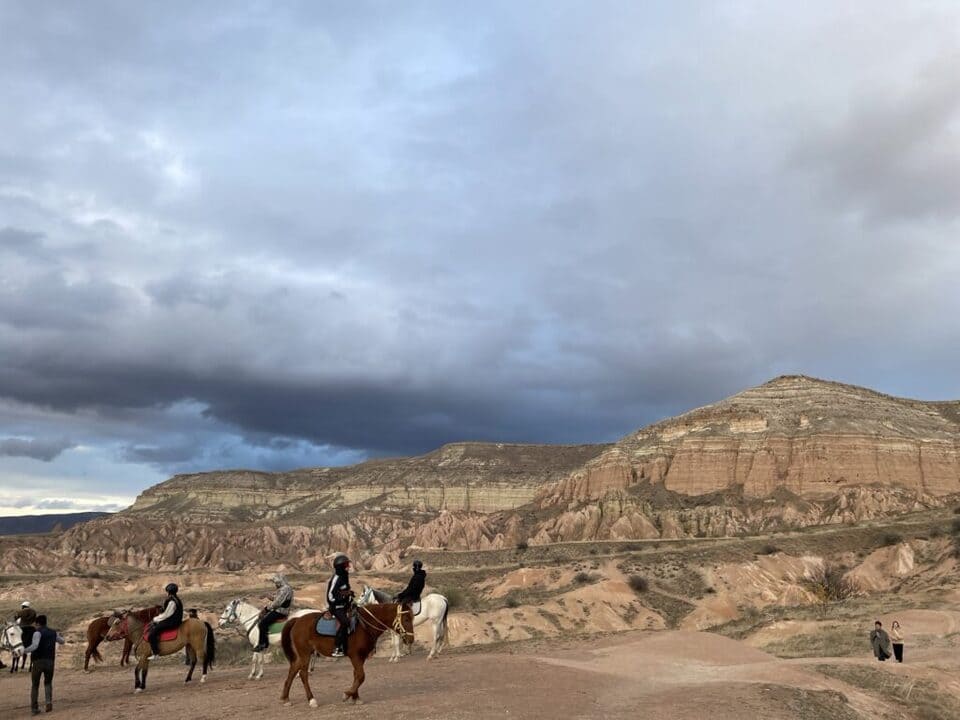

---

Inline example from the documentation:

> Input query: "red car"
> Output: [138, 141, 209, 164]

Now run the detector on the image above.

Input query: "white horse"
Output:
[2, 622, 25, 672]
[218, 599, 321, 680]
[359, 586, 450, 661]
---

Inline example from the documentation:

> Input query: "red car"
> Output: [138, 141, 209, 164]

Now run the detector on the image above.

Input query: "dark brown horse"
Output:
[280, 603, 414, 707]
[107, 611, 215, 692]
[83, 606, 161, 671]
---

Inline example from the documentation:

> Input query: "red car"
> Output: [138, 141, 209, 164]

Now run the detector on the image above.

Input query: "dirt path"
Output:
[1, 630, 955, 719]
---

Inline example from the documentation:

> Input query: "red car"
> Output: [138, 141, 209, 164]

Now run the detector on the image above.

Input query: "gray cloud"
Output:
[0, 437, 76, 462]
[0, 2, 958, 497]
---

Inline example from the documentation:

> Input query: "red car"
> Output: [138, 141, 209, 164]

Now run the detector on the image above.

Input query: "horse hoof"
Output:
[200, 676, 206, 684]
[309, 698, 318, 708]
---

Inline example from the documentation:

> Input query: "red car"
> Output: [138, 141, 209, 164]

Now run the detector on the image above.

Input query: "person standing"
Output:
[870, 620, 892, 661]
[890, 620, 904, 662]
[20, 615, 65, 715]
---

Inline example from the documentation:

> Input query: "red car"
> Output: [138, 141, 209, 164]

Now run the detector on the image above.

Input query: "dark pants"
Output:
[257, 610, 285, 649]
[148, 618, 180, 655]
[332, 607, 349, 652]
[30, 658, 54, 711]
[893, 643, 903, 662]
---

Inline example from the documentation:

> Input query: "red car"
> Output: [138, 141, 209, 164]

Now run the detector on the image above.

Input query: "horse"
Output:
[1, 622, 25, 672]
[107, 610, 215, 692]
[359, 585, 450, 661]
[279, 602, 414, 707]
[217, 599, 322, 680]
[84, 605, 161, 672]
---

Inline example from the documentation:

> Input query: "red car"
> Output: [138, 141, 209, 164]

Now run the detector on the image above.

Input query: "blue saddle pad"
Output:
[315, 613, 356, 636]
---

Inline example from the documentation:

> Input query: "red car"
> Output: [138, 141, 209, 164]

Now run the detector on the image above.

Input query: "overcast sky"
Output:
[1, 2, 959, 515]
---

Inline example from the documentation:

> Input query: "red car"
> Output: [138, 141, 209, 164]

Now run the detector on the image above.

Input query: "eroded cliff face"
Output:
[5, 375, 960, 572]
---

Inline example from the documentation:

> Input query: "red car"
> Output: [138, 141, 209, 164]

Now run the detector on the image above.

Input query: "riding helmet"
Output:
[333, 554, 350, 569]
[165, 582, 179, 594]
[21, 601, 30, 608]
[412, 560, 423, 571]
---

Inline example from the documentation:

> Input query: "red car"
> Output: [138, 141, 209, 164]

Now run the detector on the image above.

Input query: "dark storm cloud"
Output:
[0, 437, 76, 462]
[0, 1, 959, 498]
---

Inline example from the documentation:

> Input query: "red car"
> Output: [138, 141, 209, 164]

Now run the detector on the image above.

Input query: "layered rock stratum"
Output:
[3, 375, 959, 573]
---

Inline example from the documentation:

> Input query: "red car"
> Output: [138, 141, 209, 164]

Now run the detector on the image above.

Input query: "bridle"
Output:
[358, 604, 414, 642]
[220, 599, 260, 638]
[2, 622, 24, 657]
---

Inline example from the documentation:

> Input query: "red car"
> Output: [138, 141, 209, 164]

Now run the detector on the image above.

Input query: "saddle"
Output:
[315, 610, 356, 637]
[143, 624, 180, 643]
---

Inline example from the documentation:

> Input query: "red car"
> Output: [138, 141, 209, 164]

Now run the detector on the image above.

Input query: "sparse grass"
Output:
[761, 625, 867, 659]
[816, 663, 960, 720]
[880, 532, 903, 547]
[757, 544, 780, 555]
[504, 592, 522, 609]
[515, 540, 529, 551]
[439, 587, 466, 609]
[803, 564, 857, 607]
[573, 571, 597, 584]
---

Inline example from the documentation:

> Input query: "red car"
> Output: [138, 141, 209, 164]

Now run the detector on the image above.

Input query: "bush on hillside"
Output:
[627, 575, 649, 593]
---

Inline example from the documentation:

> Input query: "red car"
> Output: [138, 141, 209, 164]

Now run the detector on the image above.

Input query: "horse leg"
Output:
[121, 638, 132, 666]
[185, 645, 197, 683]
[343, 652, 366, 703]
[390, 632, 400, 662]
[249, 650, 258, 680]
[280, 657, 299, 706]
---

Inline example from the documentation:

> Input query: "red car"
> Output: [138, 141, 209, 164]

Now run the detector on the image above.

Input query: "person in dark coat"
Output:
[395, 560, 426, 609]
[20, 614, 65, 715]
[870, 620, 892, 661]
[327, 555, 353, 657]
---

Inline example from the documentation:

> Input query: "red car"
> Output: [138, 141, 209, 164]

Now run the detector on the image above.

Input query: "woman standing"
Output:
[890, 620, 904, 662]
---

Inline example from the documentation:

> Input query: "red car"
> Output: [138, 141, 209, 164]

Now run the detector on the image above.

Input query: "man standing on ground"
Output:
[870, 620, 892, 661]
[20, 614, 65, 715]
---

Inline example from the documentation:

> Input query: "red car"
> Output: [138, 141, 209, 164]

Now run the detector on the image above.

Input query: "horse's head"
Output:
[357, 586, 374, 607]
[105, 610, 130, 641]
[219, 599, 241, 628]
[1, 622, 22, 654]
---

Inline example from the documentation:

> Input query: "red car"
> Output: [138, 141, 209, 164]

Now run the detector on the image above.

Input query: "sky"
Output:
[1, 1, 959, 515]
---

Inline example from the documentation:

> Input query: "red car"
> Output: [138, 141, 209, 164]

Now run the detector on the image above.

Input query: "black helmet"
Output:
[165, 583, 179, 594]
[412, 559, 423, 571]
[333, 554, 350, 569]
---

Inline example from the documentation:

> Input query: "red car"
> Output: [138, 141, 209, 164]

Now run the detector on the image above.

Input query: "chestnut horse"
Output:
[107, 611, 215, 692]
[280, 603, 414, 707]
[84, 606, 161, 671]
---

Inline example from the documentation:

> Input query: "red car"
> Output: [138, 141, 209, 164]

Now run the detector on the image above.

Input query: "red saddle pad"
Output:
[142, 626, 179, 643]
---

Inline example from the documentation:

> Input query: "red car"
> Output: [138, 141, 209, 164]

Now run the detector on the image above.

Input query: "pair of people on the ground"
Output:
[871, 620, 905, 662]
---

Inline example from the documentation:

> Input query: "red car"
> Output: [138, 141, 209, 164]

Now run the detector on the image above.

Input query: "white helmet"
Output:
[21, 601, 30, 608]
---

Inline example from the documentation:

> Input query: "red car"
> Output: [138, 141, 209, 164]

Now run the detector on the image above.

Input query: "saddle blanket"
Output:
[268, 621, 287, 635]
[315, 611, 356, 637]
[142, 626, 179, 643]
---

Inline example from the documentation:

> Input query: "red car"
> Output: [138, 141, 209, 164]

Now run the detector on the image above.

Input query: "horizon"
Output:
[2, 3, 959, 516]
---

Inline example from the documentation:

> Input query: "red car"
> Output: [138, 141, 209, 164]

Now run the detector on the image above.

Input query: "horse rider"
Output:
[255, 573, 294, 651]
[394, 559, 426, 610]
[16, 601, 38, 626]
[147, 583, 183, 659]
[327, 554, 353, 657]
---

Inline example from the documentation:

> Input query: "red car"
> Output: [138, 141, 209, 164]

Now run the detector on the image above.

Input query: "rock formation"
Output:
[3, 375, 959, 573]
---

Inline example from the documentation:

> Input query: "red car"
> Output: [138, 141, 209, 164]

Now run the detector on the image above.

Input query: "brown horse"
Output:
[84, 606, 161, 671]
[107, 610, 215, 692]
[280, 603, 414, 707]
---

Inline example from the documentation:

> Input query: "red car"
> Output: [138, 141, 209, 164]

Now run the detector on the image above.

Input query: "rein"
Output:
[358, 605, 413, 641]
[222, 600, 263, 639]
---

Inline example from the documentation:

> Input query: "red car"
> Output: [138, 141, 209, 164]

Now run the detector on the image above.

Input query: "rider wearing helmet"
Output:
[326, 554, 353, 657]
[255, 573, 294, 651]
[147, 583, 184, 659]
[15, 600, 38, 627]
[394, 560, 426, 608]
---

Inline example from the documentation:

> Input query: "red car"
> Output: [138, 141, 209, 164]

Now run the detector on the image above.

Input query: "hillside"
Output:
[0, 512, 109, 536]
[2, 375, 959, 574]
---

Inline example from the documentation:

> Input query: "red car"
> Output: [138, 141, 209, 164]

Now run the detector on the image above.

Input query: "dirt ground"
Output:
[4, 629, 951, 720]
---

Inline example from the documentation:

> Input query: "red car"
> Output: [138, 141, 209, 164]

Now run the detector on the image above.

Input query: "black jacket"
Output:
[396, 569, 426, 603]
[327, 570, 351, 610]
[30, 626, 60, 662]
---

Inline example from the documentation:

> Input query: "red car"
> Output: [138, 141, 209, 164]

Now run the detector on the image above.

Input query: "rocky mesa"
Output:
[4, 375, 960, 573]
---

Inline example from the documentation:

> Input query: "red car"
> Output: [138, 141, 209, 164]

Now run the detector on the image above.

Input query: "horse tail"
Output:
[281, 618, 295, 663]
[203, 621, 216, 668]
[437, 597, 451, 649]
